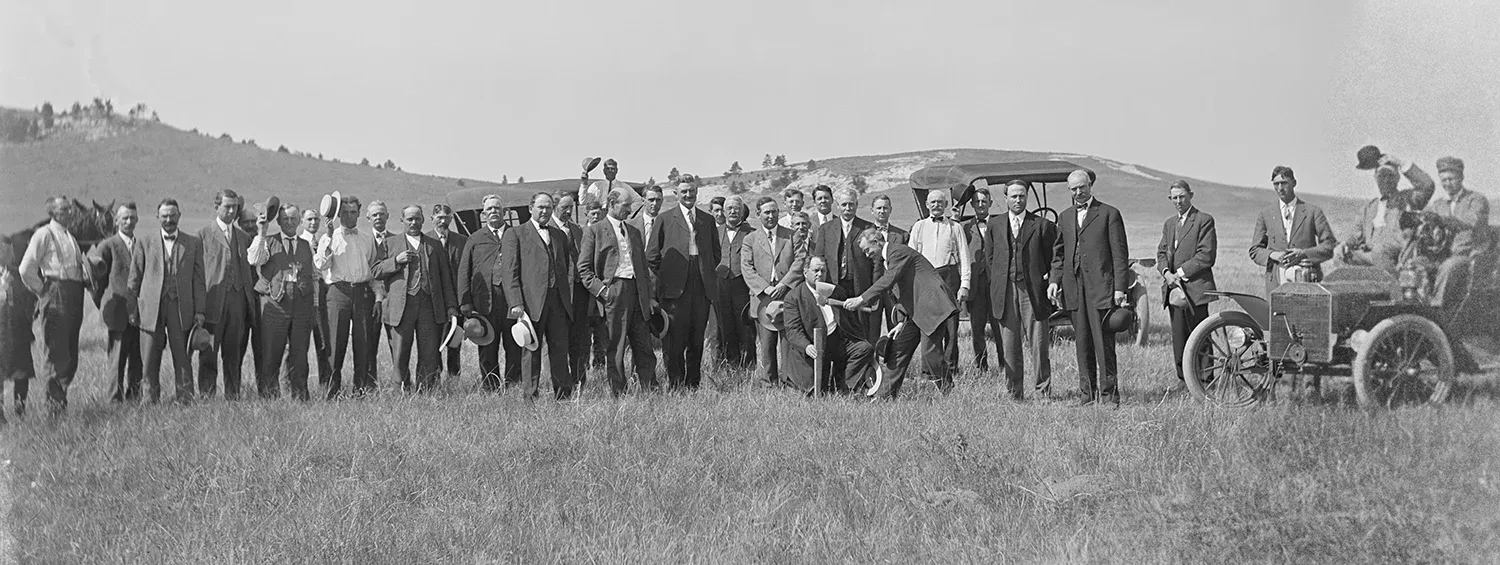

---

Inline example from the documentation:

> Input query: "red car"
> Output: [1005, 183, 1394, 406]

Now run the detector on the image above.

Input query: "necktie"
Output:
[1011, 215, 1021, 238]
[409, 242, 426, 295]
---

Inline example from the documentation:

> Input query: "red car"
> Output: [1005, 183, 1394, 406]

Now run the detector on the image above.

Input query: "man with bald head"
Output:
[502, 193, 578, 400]
[1048, 169, 1129, 407]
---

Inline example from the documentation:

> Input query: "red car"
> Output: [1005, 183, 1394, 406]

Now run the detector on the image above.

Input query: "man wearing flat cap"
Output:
[1427, 156, 1492, 305]
[1340, 146, 1436, 271]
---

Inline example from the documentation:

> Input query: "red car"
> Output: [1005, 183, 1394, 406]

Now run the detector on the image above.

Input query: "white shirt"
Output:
[779, 211, 803, 229]
[908, 216, 971, 291]
[532, 220, 551, 247]
[19, 219, 85, 291]
[405, 233, 423, 251]
[215, 217, 234, 241]
[818, 212, 836, 226]
[1280, 200, 1297, 238]
[681, 205, 699, 255]
[606, 216, 635, 280]
[642, 214, 656, 241]
[841, 218, 854, 238]
[315, 226, 377, 284]
[1075, 197, 1096, 226]
[119, 232, 136, 251]
[161, 229, 180, 260]
[1009, 212, 1024, 238]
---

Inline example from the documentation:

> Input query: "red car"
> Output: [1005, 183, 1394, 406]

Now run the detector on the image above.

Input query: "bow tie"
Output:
[162, 232, 177, 241]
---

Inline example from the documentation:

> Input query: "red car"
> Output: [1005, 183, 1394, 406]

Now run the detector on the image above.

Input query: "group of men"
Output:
[11, 148, 1489, 412]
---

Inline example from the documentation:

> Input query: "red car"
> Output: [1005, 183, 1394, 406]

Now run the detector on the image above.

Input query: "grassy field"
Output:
[3, 256, 1500, 563]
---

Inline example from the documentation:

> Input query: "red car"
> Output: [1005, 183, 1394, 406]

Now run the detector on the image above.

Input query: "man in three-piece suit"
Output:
[987, 180, 1057, 399]
[811, 188, 875, 340]
[741, 196, 805, 388]
[456, 194, 522, 391]
[88, 203, 143, 402]
[1250, 166, 1337, 296]
[647, 181, 721, 390]
[375, 205, 459, 393]
[197, 189, 255, 400]
[502, 193, 577, 400]
[1048, 169, 1130, 407]
[715, 195, 757, 369]
[429, 204, 469, 379]
[840, 230, 958, 399]
[366, 201, 396, 388]
[577, 186, 658, 395]
[130, 199, 206, 403]
[781, 256, 873, 395]
[1156, 181, 1218, 391]
[962, 186, 1001, 373]
[247, 202, 318, 399]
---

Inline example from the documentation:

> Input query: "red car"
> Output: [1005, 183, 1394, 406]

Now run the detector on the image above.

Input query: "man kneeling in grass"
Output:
[779, 256, 874, 395]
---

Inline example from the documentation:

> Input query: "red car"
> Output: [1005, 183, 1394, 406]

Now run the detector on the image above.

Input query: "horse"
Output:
[0, 198, 117, 416]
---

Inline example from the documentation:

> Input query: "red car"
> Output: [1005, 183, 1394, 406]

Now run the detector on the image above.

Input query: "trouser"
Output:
[968, 272, 1001, 371]
[1070, 307, 1118, 400]
[663, 265, 711, 390]
[601, 278, 657, 395]
[521, 288, 574, 400]
[998, 281, 1051, 397]
[716, 276, 755, 368]
[790, 333, 874, 394]
[870, 315, 951, 399]
[107, 324, 143, 402]
[476, 292, 522, 391]
[199, 291, 249, 399]
[755, 310, 782, 387]
[1169, 303, 1209, 381]
[258, 293, 313, 400]
[443, 341, 463, 378]
[33, 279, 84, 410]
[568, 282, 592, 385]
[923, 265, 961, 374]
[390, 291, 442, 392]
[325, 281, 376, 398]
[142, 294, 192, 403]
[311, 280, 333, 386]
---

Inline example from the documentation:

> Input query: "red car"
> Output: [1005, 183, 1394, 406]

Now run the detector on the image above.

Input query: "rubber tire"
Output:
[1181, 311, 1267, 406]
[1352, 314, 1454, 409]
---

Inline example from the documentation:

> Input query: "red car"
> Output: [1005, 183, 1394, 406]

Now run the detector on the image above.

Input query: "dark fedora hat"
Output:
[873, 321, 904, 370]
[1356, 145, 1384, 170]
[260, 195, 282, 224]
[648, 303, 670, 339]
[1103, 307, 1136, 334]
[463, 315, 495, 347]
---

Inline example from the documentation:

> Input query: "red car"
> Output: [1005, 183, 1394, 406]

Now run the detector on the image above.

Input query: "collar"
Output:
[607, 216, 625, 231]
[215, 217, 232, 232]
[841, 217, 855, 228]
[1280, 199, 1300, 209]
[161, 229, 179, 240]
[530, 219, 548, 234]
[1009, 210, 1026, 221]
[1439, 188, 1468, 202]
[342, 226, 360, 235]
[118, 230, 135, 244]
[405, 233, 423, 248]
[1076, 197, 1096, 210]
[1178, 207, 1195, 221]
[300, 230, 317, 242]
[680, 204, 695, 218]
[372, 228, 385, 238]
[882, 242, 891, 262]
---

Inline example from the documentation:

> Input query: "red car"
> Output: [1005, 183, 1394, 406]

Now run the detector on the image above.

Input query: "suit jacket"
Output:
[1344, 197, 1408, 270]
[370, 230, 396, 301]
[875, 224, 908, 246]
[89, 233, 136, 331]
[812, 216, 874, 291]
[986, 212, 1057, 321]
[501, 222, 576, 322]
[197, 222, 254, 324]
[374, 233, 457, 326]
[628, 213, 659, 255]
[578, 218, 654, 317]
[428, 229, 468, 291]
[860, 243, 957, 336]
[1050, 200, 1129, 312]
[456, 226, 509, 316]
[1156, 208, 1219, 308]
[741, 225, 804, 315]
[130, 232, 206, 332]
[1431, 188, 1492, 258]
[718, 222, 755, 279]
[647, 206, 720, 300]
[780, 282, 835, 388]
[1249, 199, 1336, 294]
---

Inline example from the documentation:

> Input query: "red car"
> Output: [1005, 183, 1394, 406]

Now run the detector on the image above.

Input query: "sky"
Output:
[3, 0, 1498, 197]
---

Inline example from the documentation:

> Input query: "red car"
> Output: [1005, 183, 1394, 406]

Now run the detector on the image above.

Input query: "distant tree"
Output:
[190, 128, 198, 134]
[151, 111, 159, 122]
[244, 139, 257, 147]
[277, 145, 290, 153]
[762, 154, 774, 168]
[70, 101, 82, 115]
[40, 103, 54, 129]
[383, 159, 397, 169]
[646, 176, 656, 185]
[360, 158, 371, 166]
[668, 167, 680, 182]
[517, 176, 525, 183]
[317, 153, 323, 160]
[0, 113, 32, 143]
[91, 97, 104, 116]
[851, 175, 868, 194]
[500, 175, 508, 184]
[729, 161, 742, 175]
[220, 133, 233, 142]
[773, 154, 787, 167]
[729, 181, 749, 195]
[457, 179, 467, 187]
[104, 99, 113, 117]
[806, 159, 818, 170]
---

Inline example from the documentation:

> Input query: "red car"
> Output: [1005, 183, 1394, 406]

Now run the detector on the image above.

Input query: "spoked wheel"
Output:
[1182, 311, 1273, 407]
[1352, 314, 1454, 409]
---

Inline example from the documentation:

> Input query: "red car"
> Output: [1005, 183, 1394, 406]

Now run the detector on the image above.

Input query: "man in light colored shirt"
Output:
[778, 188, 807, 230]
[577, 186, 658, 395]
[18, 196, 90, 413]
[248, 202, 318, 399]
[314, 195, 380, 397]
[908, 189, 970, 372]
[299, 207, 334, 387]
[811, 185, 837, 227]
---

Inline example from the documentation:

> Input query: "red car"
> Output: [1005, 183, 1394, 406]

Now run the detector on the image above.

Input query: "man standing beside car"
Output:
[1250, 166, 1336, 296]
[1156, 181, 1217, 394]
[1048, 170, 1129, 407]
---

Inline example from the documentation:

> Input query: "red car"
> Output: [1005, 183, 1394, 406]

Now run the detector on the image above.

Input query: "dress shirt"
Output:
[532, 220, 551, 247]
[1280, 200, 1297, 239]
[1075, 197, 1096, 226]
[247, 231, 292, 266]
[405, 233, 422, 251]
[315, 227, 377, 283]
[606, 216, 635, 279]
[215, 217, 234, 242]
[162, 230, 179, 258]
[841, 218, 853, 237]
[299, 230, 317, 246]
[908, 216, 971, 291]
[642, 214, 656, 241]
[1009, 212, 1024, 238]
[119, 232, 136, 250]
[681, 205, 698, 256]
[818, 212, 836, 226]
[19, 219, 86, 292]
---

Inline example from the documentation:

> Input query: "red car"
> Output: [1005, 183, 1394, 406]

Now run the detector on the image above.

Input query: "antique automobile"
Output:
[1181, 213, 1500, 408]
[443, 178, 648, 235]
[908, 161, 1154, 346]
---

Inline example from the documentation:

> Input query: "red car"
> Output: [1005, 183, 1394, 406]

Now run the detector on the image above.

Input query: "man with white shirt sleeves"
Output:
[779, 188, 807, 230]
[87, 202, 144, 402]
[247, 202, 318, 400]
[314, 195, 380, 398]
[578, 186, 659, 395]
[1339, 149, 1433, 271]
[908, 189, 970, 374]
[18, 196, 92, 412]
[129, 198, 206, 403]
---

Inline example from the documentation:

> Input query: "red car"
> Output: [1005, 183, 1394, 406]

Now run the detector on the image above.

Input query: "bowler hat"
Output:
[648, 304, 670, 338]
[463, 315, 495, 347]
[511, 314, 539, 351]
[188, 321, 213, 352]
[1437, 156, 1464, 174]
[582, 157, 602, 173]
[1356, 145, 1383, 170]
[1102, 307, 1136, 334]
[319, 191, 342, 219]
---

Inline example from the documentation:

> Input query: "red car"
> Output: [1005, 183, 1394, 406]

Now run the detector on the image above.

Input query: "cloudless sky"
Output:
[4, 0, 1497, 197]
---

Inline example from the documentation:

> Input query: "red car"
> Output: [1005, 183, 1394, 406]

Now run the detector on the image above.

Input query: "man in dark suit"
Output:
[715, 195, 757, 369]
[647, 181, 721, 390]
[1048, 169, 1130, 407]
[987, 180, 1057, 399]
[554, 192, 595, 386]
[1156, 181, 1218, 392]
[366, 201, 396, 388]
[297, 208, 333, 387]
[577, 186, 658, 395]
[197, 189, 255, 399]
[248, 202, 318, 399]
[129, 199, 206, 403]
[962, 186, 1001, 372]
[456, 194, 522, 391]
[812, 188, 875, 338]
[869, 195, 908, 246]
[375, 205, 459, 393]
[742, 196, 804, 387]
[841, 230, 957, 399]
[88, 202, 143, 402]
[629, 186, 664, 254]
[1250, 166, 1337, 296]
[502, 193, 577, 400]
[781, 256, 873, 394]
[429, 204, 468, 379]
